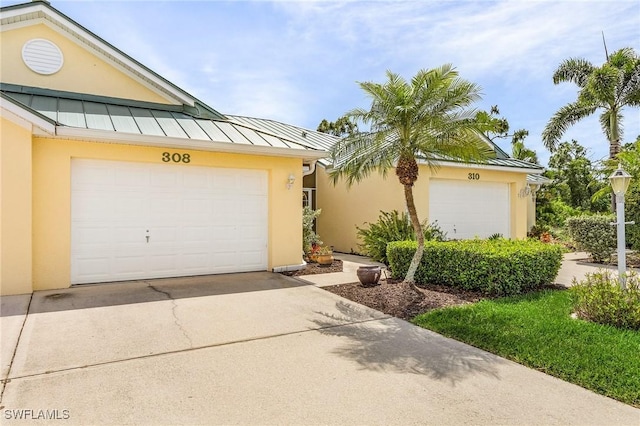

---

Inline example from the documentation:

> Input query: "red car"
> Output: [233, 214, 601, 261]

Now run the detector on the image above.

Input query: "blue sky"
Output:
[8, 0, 640, 166]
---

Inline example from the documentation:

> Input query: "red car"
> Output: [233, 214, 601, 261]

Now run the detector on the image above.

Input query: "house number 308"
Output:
[468, 173, 480, 180]
[162, 152, 190, 163]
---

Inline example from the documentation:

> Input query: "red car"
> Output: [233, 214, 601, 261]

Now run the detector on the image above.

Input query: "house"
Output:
[0, 1, 545, 296]
[0, 0, 329, 295]
[223, 115, 547, 254]
[315, 149, 545, 254]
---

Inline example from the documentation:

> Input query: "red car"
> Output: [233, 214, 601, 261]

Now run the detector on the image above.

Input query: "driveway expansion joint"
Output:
[0, 293, 33, 404]
[3, 315, 391, 383]
[146, 282, 194, 348]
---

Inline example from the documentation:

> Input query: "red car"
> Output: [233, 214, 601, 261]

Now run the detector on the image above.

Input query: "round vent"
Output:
[22, 39, 64, 75]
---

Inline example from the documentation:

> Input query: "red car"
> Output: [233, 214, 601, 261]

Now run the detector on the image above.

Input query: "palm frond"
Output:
[542, 102, 597, 151]
[553, 58, 595, 87]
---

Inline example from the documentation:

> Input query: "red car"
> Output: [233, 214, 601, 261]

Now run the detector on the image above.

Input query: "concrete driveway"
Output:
[1, 273, 638, 425]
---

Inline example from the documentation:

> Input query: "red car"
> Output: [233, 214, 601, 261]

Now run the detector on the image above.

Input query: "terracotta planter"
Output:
[357, 265, 382, 286]
[316, 254, 334, 265]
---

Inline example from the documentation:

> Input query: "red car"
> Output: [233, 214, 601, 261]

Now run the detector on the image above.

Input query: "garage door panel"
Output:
[75, 257, 110, 280]
[72, 159, 268, 284]
[115, 167, 149, 187]
[429, 179, 510, 240]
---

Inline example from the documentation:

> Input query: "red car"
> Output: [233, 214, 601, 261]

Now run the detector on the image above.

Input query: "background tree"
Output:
[329, 65, 493, 286]
[511, 129, 539, 164]
[543, 47, 640, 159]
[536, 140, 608, 227]
[475, 106, 538, 164]
[317, 115, 358, 137]
[595, 136, 640, 248]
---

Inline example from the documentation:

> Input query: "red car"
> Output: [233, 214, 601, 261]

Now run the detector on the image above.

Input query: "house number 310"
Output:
[468, 173, 480, 180]
[162, 152, 190, 163]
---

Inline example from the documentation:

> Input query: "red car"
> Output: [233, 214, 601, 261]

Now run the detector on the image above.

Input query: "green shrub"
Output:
[387, 239, 563, 296]
[303, 206, 322, 255]
[571, 271, 640, 331]
[566, 215, 616, 263]
[527, 224, 550, 239]
[536, 198, 583, 228]
[356, 210, 445, 265]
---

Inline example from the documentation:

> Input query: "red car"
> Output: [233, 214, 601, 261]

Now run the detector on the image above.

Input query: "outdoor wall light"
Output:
[609, 163, 633, 289]
[286, 173, 296, 190]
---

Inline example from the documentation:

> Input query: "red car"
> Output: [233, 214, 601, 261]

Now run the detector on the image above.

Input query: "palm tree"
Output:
[542, 48, 640, 159]
[329, 65, 493, 285]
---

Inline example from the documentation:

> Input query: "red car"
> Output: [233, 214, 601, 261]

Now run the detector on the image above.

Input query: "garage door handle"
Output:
[146, 236, 150, 243]
[146, 230, 150, 243]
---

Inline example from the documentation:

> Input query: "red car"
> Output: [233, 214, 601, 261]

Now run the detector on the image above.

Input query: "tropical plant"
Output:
[329, 66, 493, 285]
[356, 210, 445, 265]
[302, 206, 322, 256]
[543, 47, 640, 160]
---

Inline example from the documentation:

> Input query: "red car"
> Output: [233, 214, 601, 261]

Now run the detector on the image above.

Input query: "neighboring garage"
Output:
[428, 179, 510, 240]
[71, 159, 268, 284]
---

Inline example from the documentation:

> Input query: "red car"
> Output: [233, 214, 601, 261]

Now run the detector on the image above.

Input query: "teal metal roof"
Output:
[2, 83, 543, 172]
[433, 155, 544, 171]
[229, 115, 543, 172]
[1, 85, 327, 153]
[527, 173, 551, 184]
[228, 115, 339, 151]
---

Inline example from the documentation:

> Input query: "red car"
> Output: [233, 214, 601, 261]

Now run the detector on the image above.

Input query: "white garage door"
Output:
[71, 159, 268, 284]
[429, 179, 510, 240]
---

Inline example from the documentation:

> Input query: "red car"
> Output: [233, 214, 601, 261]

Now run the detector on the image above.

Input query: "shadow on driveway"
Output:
[2, 272, 305, 316]
[313, 300, 502, 384]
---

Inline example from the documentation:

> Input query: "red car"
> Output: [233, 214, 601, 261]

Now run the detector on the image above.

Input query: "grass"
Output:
[412, 289, 640, 407]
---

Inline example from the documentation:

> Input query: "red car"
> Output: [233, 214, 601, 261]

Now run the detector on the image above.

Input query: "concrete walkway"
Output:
[0, 262, 638, 424]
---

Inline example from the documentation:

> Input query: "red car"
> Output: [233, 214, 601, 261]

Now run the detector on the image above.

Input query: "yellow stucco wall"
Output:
[0, 117, 33, 295]
[30, 138, 303, 291]
[0, 23, 174, 104]
[317, 164, 530, 254]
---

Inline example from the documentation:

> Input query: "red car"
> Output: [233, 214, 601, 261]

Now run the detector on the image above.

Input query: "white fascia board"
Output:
[1, 4, 194, 106]
[426, 160, 544, 175]
[1, 99, 56, 134]
[54, 127, 328, 161]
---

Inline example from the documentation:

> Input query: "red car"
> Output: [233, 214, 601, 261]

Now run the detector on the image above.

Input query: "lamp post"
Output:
[608, 163, 632, 289]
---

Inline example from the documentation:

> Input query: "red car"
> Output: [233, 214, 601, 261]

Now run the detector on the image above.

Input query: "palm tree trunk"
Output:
[610, 112, 621, 212]
[403, 184, 425, 287]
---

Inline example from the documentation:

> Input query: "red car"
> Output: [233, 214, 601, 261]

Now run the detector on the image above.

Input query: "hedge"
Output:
[387, 239, 564, 296]
[566, 215, 616, 263]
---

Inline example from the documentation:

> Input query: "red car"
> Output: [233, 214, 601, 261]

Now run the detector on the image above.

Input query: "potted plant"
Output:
[315, 246, 334, 266]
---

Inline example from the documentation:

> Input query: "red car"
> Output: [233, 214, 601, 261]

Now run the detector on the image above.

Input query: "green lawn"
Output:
[412, 289, 640, 407]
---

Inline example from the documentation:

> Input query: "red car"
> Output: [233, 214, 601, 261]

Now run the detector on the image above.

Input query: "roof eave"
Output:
[52, 127, 328, 161]
[0, 92, 56, 133]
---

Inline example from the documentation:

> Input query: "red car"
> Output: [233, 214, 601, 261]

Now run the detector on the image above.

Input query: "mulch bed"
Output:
[282, 260, 343, 276]
[324, 279, 488, 320]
